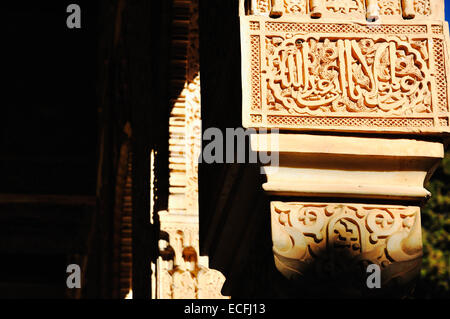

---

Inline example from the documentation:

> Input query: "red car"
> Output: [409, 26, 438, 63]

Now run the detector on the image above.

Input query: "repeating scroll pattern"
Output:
[265, 35, 431, 115]
[249, 0, 435, 17]
[253, 0, 307, 15]
[413, 0, 431, 16]
[256, 0, 270, 13]
[377, 0, 402, 15]
[271, 202, 422, 284]
[284, 0, 307, 14]
[325, 0, 364, 14]
[243, 19, 450, 131]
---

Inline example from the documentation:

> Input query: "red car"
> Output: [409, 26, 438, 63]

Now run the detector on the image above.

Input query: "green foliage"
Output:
[414, 151, 450, 298]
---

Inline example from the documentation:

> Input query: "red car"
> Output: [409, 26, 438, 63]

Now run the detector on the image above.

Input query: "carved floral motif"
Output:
[284, 0, 307, 14]
[377, 0, 402, 15]
[243, 18, 449, 131]
[413, 0, 430, 16]
[257, 0, 270, 13]
[271, 202, 422, 284]
[325, 0, 364, 14]
[250, 0, 434, 17]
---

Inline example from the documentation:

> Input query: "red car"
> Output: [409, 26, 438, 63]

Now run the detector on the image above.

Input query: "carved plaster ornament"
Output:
[271, 202, 423, 289]
[402, 0, 415, 19]
[413, 0, 431, 17]
[249, 0, 435, 19]
[241, 3, 448, 132]
[239, 0, 446, 297]
[325, 0, 364, 14]
[271, 0, 284, 17]
[365, 0, 380, 21]
[265, 35, 431, 116]
[377, 0, 402, 15]
[310, 0, 323, 18]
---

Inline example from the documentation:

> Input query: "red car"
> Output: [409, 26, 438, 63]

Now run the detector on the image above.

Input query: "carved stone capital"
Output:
[271, 201, 423, 296]
[240, 0, 448, 298]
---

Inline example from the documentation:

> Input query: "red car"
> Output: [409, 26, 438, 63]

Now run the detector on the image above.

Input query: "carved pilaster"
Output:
[271, 201, 422, 296]
[153, 0, 227, 299]
[250, 133, 444, 297]
[241, 0, 449, 296]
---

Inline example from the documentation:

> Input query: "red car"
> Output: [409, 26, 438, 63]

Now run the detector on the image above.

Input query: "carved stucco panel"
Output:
[271, 202, 422, 286]
[265, 36, 431, 115]
[241, 18, 450, 132]
[376, 0, 402, 16]
[249, 0, 435, 18]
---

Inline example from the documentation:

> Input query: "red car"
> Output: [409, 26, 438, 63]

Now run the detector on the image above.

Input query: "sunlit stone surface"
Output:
[241, 0, 449, 297]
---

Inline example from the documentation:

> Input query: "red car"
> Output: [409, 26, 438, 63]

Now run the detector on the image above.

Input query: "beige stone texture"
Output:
[241, 0, 448, 296]
[250, 133, 443, 292]
[240, 0, 450, 134]
[251, 133, 444, 199]
[271, 201, 423, 290]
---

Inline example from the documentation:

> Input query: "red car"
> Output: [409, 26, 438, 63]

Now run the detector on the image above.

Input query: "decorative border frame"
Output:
[241, 17, 450, 133]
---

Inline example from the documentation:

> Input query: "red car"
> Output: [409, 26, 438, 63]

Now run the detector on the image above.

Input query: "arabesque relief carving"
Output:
[271, 202, 422, 288]
[284, 0, 307, 14]
[413, 0, 430, 16]
[377, 0, 402, 16]
[325, 0, 364, 14]
[265, 36, 431, 116]
[241, 0, 446, 298]
[241, 16, 450, 132]
[250, 0, 435, 18]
